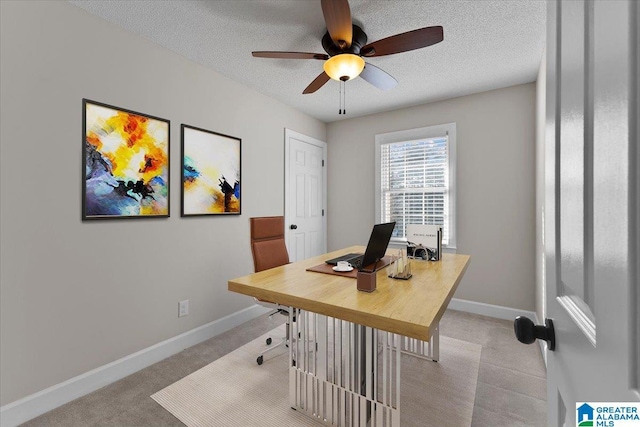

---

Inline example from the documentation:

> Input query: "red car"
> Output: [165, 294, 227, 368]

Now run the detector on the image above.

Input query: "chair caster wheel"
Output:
[266, 337, 272, 345]
[257, 355, 264, 365]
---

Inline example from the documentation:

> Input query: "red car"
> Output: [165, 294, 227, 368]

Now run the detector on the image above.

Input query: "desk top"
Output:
[228, 246, 470, 341]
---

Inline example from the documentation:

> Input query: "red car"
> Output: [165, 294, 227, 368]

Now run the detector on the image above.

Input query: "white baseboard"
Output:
[0, 304, 270, 427]
[448, 297, 537, 321]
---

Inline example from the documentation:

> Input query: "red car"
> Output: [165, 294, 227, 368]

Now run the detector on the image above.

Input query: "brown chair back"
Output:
[250, 216, 290, 272]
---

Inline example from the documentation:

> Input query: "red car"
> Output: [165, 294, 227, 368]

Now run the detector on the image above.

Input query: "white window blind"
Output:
[380, 135, 451, 245]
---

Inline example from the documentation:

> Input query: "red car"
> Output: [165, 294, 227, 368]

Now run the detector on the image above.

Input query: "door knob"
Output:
[514, 316, 556, 351]
[290, 224, 298, 230]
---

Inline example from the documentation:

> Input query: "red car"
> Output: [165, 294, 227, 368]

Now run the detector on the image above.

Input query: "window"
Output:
[375, 123, 456, 249]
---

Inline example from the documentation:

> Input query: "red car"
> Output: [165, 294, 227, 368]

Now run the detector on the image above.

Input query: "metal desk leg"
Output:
[289, 308, 401, 426]
[400, 321, 439, 362]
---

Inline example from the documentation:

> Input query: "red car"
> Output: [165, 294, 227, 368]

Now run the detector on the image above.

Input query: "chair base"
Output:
[256, 335, 288, 365]
[256, 308, 291, 365]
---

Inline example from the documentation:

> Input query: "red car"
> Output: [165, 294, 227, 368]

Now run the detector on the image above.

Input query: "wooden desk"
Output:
[229, 245, 470, 341]
[228, 246, 470, 426]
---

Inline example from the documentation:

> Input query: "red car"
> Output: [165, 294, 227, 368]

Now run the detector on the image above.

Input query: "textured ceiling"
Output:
[69, 0, 546, 123]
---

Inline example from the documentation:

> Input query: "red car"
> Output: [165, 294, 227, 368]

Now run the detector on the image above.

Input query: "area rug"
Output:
[152, 324, 481, 427]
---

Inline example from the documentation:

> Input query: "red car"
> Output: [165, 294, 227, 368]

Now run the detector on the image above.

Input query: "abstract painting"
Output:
[83, 99, 170, 219]
[181, 125, 241, 216]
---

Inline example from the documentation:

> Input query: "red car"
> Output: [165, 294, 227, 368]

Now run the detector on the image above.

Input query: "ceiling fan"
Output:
[252, 0, 444, 96]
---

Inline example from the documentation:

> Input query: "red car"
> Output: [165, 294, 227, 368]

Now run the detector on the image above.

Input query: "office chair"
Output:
[250, 216, 292, 365]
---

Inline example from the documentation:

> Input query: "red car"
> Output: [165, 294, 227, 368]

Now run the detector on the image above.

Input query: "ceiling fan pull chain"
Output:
[335, 80, 348, 115]
[343, 80, 346, 115]
[338, 80, 342, 115]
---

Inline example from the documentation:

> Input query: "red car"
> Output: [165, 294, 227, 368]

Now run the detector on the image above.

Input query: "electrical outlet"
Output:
[178, 300, 189, 317]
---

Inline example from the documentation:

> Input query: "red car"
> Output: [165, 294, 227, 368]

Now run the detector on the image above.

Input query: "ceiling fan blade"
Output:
[321, 0, 353, 49]
[359, 63, 398, 90]
[303, 72, 331, 94]
[360, 26, 443, 57]
[252, 51, 329, 60]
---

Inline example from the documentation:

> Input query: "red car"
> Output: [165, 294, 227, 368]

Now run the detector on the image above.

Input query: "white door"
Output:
[545, 1, 639, 426]
[285, 129, 327, 262]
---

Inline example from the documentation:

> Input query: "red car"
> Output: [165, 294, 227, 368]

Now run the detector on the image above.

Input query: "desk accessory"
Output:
[407, 224, 442, 261]
[357, 259, 378, 292]
[388, 249, 412, 279]
[307, 255, 393, 279]
[356, 269, 376, 292]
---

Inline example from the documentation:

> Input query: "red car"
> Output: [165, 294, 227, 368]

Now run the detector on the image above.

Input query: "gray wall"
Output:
[0, 1, 325, 405]
[327, 84, 536, 311]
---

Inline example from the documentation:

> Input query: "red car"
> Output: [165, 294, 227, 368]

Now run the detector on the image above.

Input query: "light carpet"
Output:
[152, 324, 481, 427]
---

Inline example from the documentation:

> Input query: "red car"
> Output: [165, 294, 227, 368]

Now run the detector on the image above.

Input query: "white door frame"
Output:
[284, 128, 327, 257]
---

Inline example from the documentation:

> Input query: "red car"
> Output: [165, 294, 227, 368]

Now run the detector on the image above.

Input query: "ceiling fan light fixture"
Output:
[323, 54, 365, 81]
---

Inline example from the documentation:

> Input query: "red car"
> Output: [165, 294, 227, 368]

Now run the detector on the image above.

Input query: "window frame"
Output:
[375, 122, 457, 250]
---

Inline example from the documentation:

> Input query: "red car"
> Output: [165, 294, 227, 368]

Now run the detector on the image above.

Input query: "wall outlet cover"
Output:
[178, 300, 189, 317]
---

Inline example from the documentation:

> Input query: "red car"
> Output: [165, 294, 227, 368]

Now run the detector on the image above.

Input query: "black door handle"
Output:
[290, 224, 298, 230]
[514, 316, 555, 351]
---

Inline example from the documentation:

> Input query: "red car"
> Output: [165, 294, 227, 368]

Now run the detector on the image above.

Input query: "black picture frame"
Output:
[181, 124, 241, 216]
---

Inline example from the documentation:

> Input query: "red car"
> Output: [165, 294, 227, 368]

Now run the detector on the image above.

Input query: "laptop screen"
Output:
[360, 222, 396, 271]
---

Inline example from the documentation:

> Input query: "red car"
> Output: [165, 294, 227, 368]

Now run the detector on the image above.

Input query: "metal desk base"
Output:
[288, 309, 439, 427]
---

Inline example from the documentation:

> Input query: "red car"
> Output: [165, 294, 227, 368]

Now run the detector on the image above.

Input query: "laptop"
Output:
[325, 222, 396, 271]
